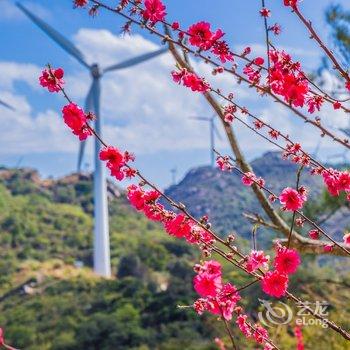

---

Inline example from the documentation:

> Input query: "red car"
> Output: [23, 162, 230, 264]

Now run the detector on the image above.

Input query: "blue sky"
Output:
[0, 0, 349, 187]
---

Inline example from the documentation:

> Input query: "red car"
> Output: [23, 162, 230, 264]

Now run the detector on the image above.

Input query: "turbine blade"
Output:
[16, 2, 89, 68]
[0, 99, 15, 111]
[77, 83, 94, 172]
[103, 47, 167, 73]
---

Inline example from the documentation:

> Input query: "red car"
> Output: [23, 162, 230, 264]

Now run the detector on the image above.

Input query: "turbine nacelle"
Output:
[90, 64, 101, 79]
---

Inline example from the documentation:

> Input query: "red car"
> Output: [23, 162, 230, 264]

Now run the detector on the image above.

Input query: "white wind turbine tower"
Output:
[17, 2, 167, 277]
[190, 114, 222, 167]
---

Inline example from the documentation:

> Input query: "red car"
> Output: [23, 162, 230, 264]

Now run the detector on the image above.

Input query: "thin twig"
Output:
[291, 5, 350, 84]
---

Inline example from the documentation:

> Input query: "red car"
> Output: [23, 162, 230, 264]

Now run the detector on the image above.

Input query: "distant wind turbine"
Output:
[0, 98, 15, 111]
[312, 138, 322, 159]
[17, 2, 168, 277]
[190, 114, 222, 166]
[170, 167, 177, 185]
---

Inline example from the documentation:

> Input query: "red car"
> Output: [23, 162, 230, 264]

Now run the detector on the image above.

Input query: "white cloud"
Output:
[0, 62, 41, 90]
[0, 28, 348, 165]
[0, 91, 76, 155]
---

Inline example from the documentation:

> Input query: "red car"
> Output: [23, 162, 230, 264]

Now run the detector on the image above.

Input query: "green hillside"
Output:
[0, 168, 349, 349]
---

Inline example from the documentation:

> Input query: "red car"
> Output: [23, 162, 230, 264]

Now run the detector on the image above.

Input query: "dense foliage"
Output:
[0, 169, 349, 349]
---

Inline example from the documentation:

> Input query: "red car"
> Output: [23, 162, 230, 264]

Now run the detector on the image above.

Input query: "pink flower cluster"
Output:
[193, 260, 241, 320]
[261, 246, 300, 298]
[99, 146, 136, 181]
[187, 22, 233, 63]
[62, 103, 92, 141]
[282, 143, 311, 167]
[142, 0, 166, 24]
[216, 156, 233, 171]
[246, 250, 270, 272]
[172, 68, 211, 93]
[279, 187, 307, 211]
[127, 185, 214, 245]
[241, 171, 265, 188]
[236, 314, 272, 349]
[268, 50, 317, 110]
[39, 67, 64, 93]
[322, 168, 350, 199]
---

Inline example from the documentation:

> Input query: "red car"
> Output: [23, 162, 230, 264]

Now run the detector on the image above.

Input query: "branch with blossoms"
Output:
[86, 0, 350, 151]
[133, 0, 350, 116]
[165, 27, 350, 257]
[81, 0, 350, 203]
[284, 0, 350, 88]
[30, 0, 350, 347]
[37, 64, 350, 343]
[259, 1, 350, 113]
[215, 150, 350, 256]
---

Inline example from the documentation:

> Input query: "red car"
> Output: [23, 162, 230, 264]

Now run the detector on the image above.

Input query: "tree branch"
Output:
[166, 30, 350, 257]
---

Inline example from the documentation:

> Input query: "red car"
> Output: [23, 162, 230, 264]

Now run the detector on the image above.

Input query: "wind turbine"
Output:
[0, 98, 15, 111]
[170, 167, 177, 186]
[17, 2, 167, 277]
[311, 138, 322, 159]
[190, 114, 222, 166]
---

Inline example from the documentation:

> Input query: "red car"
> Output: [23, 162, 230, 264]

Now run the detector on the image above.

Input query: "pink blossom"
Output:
[236, 314, 252, 338]
[99, 146, 126, 181]
[246, 250, 269, 272]
[62, 103, 92, 141]
[322, 168, 350, 196]
[253, 324, 269, 343]
[324, 244, 334, 252]
[274, 246, 301, 275]
[333, 101, 342, 109]
[193, 273, 222, 297]
[279, 187, 307, 211]
[261, 270, 289, 298]
[308, 229, 319, 240]
[127, 185, 145, 210]
[142, 0, 166, 24]
[260, 8, 271, 17]
[39, 67, 64, 92]
[242, 172, 256, 186]
[164, 214, 191, 239]
[74, 0, 88, 7]
[294, 326, 305, 350]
